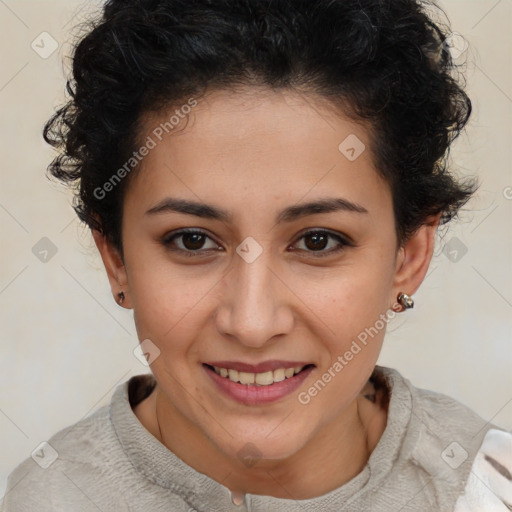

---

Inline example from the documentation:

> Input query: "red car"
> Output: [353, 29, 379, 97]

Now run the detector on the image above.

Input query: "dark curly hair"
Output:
[43, 0, 478, 256]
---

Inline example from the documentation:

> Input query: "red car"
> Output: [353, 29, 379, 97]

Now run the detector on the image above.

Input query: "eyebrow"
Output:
[145, 196, 368, 223]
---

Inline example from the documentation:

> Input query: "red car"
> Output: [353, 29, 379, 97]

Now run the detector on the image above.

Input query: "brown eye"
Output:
[180, 232, 207, 250]
[291, 230, 351, 257]
[162, 229, 220, 255]
[304, 232, 329, 251]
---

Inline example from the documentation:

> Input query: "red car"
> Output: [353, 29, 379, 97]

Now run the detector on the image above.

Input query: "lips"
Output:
[203, 362, 316, 405]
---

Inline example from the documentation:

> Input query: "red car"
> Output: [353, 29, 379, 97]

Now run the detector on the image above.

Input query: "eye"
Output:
[161, 228, 352, 258]
[161, 229, 221, 256]
[290, 229, 352, 257]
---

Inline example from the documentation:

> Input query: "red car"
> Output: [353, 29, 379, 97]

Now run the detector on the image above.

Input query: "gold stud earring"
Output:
[397, 292, 414, 310]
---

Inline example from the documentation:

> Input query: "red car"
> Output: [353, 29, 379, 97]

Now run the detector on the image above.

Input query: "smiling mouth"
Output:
[203, 363, 315, 386]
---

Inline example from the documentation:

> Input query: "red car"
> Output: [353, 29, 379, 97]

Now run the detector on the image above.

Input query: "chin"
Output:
[213, 428, 308, 465]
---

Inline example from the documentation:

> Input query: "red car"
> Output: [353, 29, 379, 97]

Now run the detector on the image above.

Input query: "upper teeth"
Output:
[213, 365, 306, 386]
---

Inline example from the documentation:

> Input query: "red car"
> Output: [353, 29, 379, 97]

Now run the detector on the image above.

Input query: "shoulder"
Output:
[453, 428, 512, 511]
[372, 366, 510, 510]
[376, 365, 498, 442]
[1, 386, 134, 511]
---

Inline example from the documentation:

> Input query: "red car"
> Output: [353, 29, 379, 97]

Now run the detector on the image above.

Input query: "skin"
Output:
[93, 87, 440, 500]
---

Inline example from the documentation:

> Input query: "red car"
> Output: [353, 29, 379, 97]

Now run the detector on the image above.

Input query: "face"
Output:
[97, 87, 435, 464]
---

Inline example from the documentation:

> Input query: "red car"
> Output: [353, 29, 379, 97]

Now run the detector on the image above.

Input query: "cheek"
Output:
[131, 276, 203, 341]
[301, 277, 390, 413]
[313, 255, 394, 326]
[128, 252, 220, 358]
[306, 257, 395, 372]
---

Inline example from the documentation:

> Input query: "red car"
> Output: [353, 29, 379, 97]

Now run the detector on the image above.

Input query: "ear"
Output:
[92, 228, 132, 309]
[391, 213, 442, 308]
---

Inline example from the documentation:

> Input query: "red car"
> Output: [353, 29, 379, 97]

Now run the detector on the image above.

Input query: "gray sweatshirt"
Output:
[1, 366, 507, 511]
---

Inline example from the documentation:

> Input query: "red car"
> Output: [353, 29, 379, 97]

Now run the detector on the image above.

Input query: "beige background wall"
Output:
[1, 0, 511, 499]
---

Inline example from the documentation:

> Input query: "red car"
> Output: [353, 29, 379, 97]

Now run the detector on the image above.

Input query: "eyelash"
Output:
[161, 228, 353, 258]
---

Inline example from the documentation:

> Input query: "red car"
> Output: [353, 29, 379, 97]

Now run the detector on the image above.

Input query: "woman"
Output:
[3, 0, 511, 510]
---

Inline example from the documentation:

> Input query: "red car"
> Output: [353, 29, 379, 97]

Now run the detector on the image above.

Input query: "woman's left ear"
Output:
[92, 229, 132, 309]
[391, 213, 442, 304]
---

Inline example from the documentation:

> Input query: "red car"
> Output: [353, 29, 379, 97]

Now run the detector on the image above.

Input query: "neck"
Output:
[134, 379, 387, 500]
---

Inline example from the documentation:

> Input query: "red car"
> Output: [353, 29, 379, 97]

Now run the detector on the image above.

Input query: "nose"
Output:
[215, 245, 294, 349]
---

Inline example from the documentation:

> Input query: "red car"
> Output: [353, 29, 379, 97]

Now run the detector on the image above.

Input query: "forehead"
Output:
[126, 88, 392, 222]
